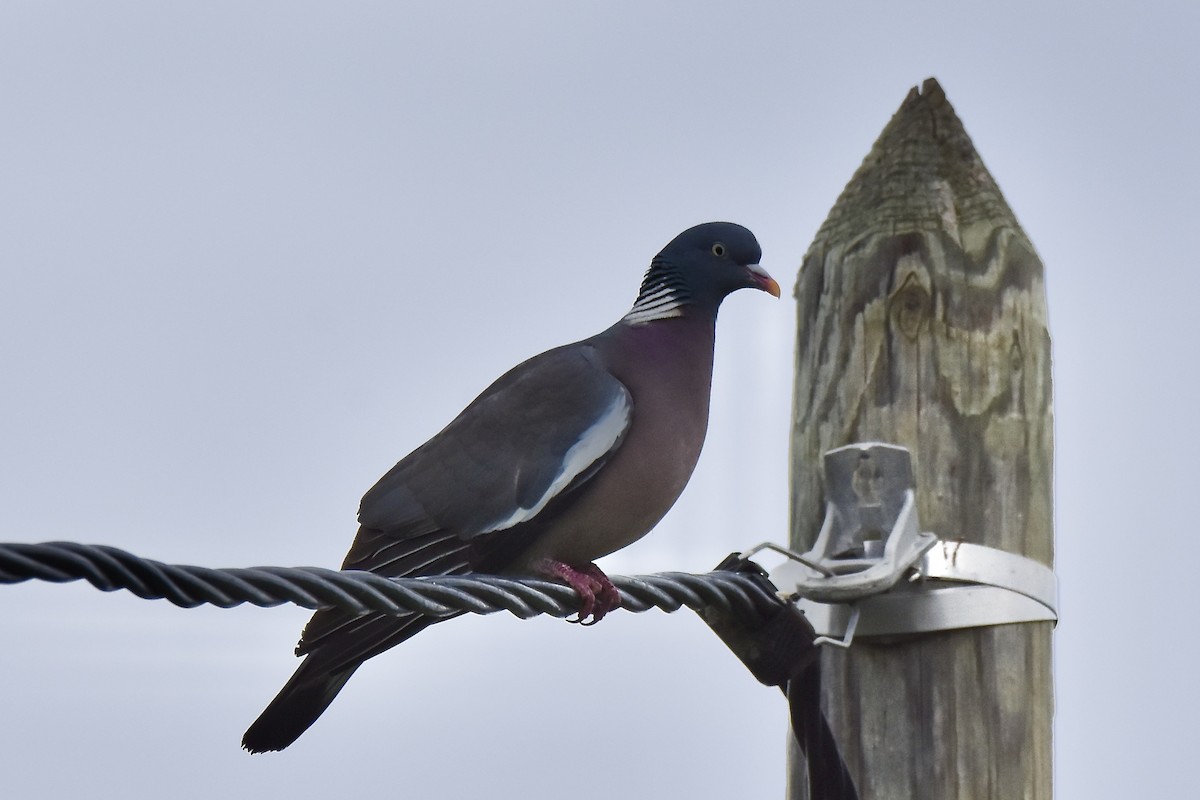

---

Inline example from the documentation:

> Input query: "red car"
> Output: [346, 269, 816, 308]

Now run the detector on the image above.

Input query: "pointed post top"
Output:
[811, 77, 1031, 264]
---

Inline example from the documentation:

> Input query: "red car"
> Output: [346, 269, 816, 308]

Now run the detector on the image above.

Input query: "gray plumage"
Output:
[242, 221, 778, 752]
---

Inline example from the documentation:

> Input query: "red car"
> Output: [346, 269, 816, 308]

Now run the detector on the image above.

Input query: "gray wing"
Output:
[352, 342, 631, 560]
[295, 342, 630, 671]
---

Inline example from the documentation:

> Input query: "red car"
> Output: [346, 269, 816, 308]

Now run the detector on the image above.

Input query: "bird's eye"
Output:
[711, 243, 727, 257]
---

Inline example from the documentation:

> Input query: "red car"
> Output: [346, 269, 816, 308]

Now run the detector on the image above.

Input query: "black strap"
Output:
[697, 554, 858, 800]
[786, 658, 858, 800]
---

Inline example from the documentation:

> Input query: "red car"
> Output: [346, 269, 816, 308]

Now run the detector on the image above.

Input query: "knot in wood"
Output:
[888, 272, 931, 340]
[1009, 332, 1024, 373]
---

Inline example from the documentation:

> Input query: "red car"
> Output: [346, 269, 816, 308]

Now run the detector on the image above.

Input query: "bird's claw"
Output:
[535, 559, 621, 625]
[567, 578, 597, 625]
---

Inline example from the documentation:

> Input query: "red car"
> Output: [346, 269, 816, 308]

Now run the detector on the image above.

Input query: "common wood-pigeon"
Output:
[242, 221, 779, 752]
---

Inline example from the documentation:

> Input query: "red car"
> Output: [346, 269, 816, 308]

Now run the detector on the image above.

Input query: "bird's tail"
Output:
[242, 659, 358, 753]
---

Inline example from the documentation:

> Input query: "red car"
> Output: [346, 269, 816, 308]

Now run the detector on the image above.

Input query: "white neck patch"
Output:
[622, 260, 690, 325]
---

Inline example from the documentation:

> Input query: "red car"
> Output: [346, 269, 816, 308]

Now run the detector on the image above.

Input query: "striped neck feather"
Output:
[622, 258, 692, 324]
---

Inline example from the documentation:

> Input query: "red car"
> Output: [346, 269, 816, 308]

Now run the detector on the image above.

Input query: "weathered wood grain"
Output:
[788, 79, 1054, 799]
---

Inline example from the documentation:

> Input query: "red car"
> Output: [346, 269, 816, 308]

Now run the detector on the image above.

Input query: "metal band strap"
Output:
[796, 541, 1058, 640]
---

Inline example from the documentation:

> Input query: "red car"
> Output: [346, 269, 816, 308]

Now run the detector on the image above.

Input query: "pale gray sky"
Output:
[1, 2, 1196, 798]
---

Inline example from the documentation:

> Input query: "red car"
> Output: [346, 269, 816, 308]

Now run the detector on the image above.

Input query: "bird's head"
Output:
[665, 221, 778, 299]
[623, 222, 779, 324]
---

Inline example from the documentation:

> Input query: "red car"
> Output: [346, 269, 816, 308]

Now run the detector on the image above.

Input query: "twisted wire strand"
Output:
[0, 541, 780, 622]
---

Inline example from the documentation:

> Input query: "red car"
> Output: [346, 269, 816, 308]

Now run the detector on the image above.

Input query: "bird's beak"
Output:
[747, 263, 781, 298]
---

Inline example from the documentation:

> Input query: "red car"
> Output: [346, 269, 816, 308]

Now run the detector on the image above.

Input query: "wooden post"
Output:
[787, 79, 1054, 799]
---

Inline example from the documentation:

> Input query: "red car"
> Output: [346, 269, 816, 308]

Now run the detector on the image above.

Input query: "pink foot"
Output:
[535, 559, 621, 625]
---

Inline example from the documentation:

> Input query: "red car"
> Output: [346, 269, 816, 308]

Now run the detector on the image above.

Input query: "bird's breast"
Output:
[510, 318, 717, 567]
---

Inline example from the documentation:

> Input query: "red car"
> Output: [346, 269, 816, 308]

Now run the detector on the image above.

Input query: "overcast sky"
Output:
[2, 2, 1197, 798]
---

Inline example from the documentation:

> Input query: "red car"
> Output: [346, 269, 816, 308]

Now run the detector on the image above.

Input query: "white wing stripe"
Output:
[484, 392, 631, 532]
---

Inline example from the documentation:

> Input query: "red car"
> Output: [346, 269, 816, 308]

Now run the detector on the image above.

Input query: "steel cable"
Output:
[0, 541, 781, 623]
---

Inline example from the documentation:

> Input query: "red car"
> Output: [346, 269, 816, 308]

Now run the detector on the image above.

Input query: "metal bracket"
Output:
[748, 442, 1059, 645]
[752, 442, 938, 604]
